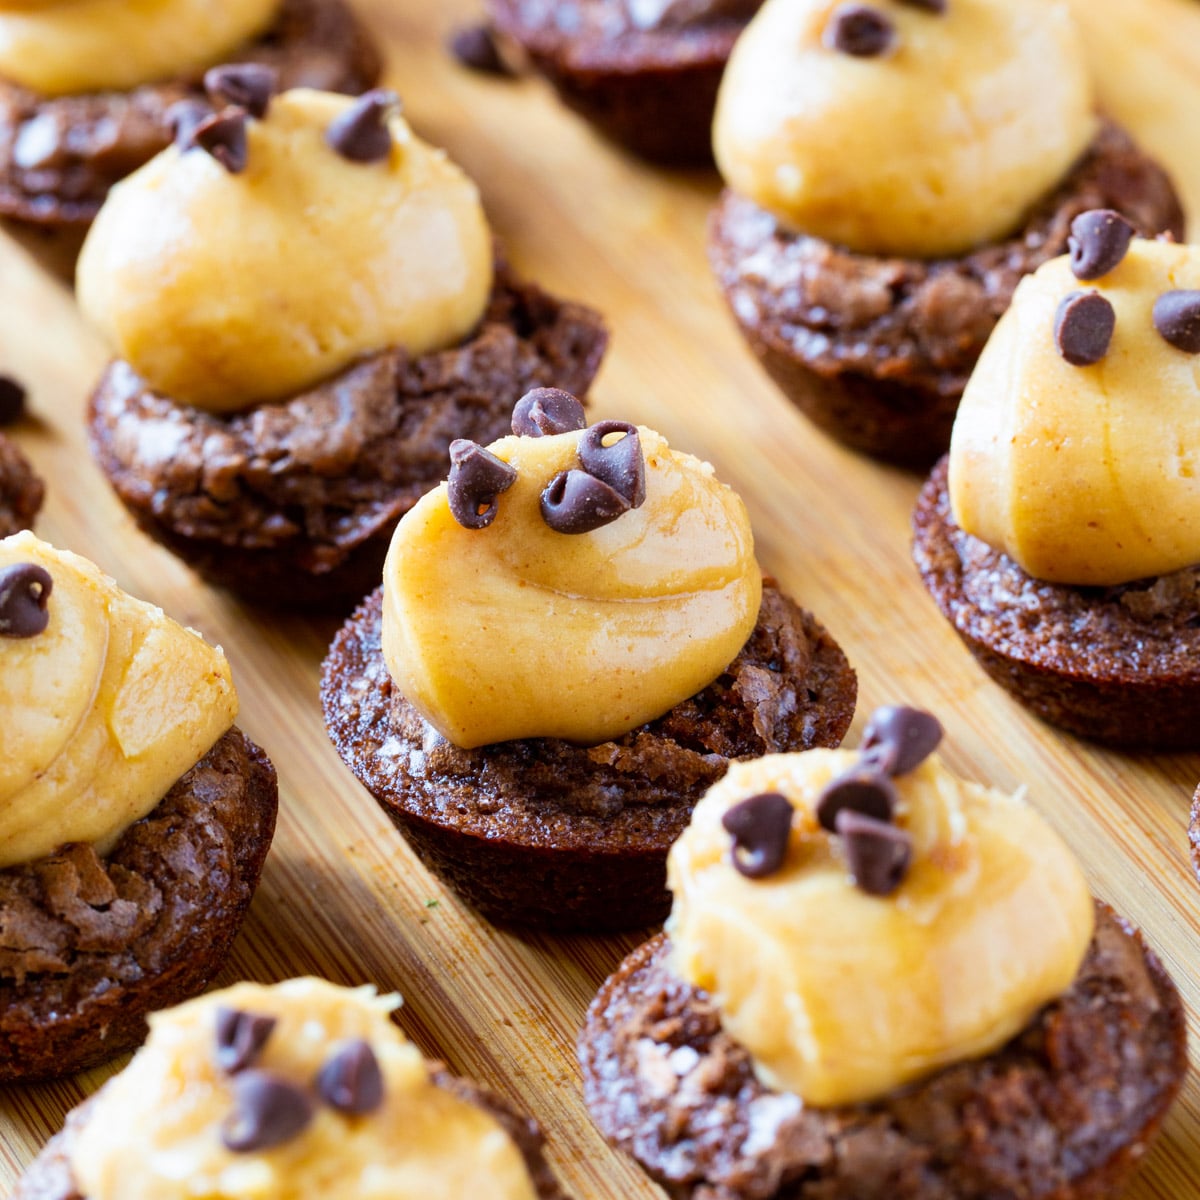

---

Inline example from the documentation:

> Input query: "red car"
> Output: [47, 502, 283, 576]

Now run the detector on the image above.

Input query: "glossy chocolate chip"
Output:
[221, 1071, 315, 1153]
[0, 374, 26, 425]
[317, 1039, 385, 1115]
[815, 768, 897, 833]
[1068, 209, 1136, 281]
[214, 1007, 278, 1075]
[1153, 290, 1200, 353]
[824, 4, 896, 56]
[166, 99, 211, 150]
[204, 63, 279, 120]
[859, 705, 943, 776]
[191, 108, 249, 174]
[511, 387, 586, 437]
[722, 792, 794, 879]
[836, 809, 913, 897]
[578, 421, 646, 509]
[447, 439, 518, 530]
[1054, 291, 1115, 366]
[326, 90, 400, 163]
[540, 469, 630, 534]
[0, 563, 52, 638]
[449, 23, 515, 76]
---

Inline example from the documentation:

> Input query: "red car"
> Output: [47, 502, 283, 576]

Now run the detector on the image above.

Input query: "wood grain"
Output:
[1, 2, 1198, 1196]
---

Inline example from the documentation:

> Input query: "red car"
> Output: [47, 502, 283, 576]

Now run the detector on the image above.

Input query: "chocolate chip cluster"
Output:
[823, 0, 947, 59]
[446, 387, 648, 535]
[213, 1006, 386, 1154]
[0, 562, 52, 638]
[722, 706, 943, 897]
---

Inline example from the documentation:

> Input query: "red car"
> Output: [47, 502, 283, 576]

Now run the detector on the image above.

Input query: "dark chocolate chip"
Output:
[166, 99, 211, 149]
[0, 563, 52, 638]
[859, 705, 943, 776]
[815, 768, 897, 833]
[204, 63, 279, 120]
[1054, 291, 1115, 366]
[1153, 290, 1200, 353]
[221, 1071, 315, 1154]
[214, 1007, 278, 1075]
[447, 439, 518, 530]
[316, 1039, 385, 1115]
[836, 809, 913, 897]
[326, 90, 400, 163]
[897, 0, 946, 10]
[449, 23, 515, 76]
[824, 4, 896, 56]
[0, 375, 26, 425]
[511, 387, 586, 437]
[191, 108, 249, 174]
[721, 792, 794, 879]
[578, 421, 646, 509]
[1068, 209, 1136, 281]
[540, 469, 630, 534]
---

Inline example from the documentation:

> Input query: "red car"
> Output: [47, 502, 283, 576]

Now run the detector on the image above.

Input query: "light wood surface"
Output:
[2, 2, 1199, 1196]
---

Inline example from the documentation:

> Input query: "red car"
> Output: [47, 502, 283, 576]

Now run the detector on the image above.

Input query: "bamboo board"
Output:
[2, 2, 1199, 1195]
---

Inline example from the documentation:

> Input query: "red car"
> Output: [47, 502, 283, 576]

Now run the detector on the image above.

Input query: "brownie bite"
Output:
[486, 0, 762, 165]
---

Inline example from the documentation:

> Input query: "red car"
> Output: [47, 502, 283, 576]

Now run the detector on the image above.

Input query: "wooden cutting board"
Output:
[1, 2, 1198, 1195]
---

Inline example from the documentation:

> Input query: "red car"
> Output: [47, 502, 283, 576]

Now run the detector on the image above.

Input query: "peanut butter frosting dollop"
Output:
[950, 236, 1200, 586]
[666, 748, 1094, 1107]
[382, 424, 762, 749]
[0, 531, 237, 869]
[0, 0, 279, 97]
[713, 0, 1095, 258]
[77, 88, 493, 413]
[69, 978, 539, 1200]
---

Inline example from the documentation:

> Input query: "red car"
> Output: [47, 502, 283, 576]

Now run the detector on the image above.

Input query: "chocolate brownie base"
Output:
[320, 582, 856, 932]
[0, 0, 380, 228]
[0, 432, 44, 535]
[581, 904, 1186, 1200]
[708, 123, 1185, 467]
[0, 727, 278, 1083]
[13, 1070, 569, 1200]
[488, 0, 762, 165]
[87, 266, 609, 610]
[912, 458, 1200, 748]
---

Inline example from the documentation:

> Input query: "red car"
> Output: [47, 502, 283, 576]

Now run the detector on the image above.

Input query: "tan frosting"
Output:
[382, 426, 762, 749]
[70, 978, 538, 1200]
[950, 238, 1200, 586]
[0, 531, 237, 869]
[0, 0, 278, 96]
[77, 89, 493, 413]
[713, 0, 1095, 258]
[666, 749, 1094, 1107]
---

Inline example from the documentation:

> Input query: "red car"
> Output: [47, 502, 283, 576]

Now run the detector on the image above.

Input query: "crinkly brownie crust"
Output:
[488, 0, 763, 164]
[0, 728, 278, 1083]
[580, 904, 1186, 1200]
[87, 265, 609, 609]
[320, 582, 855, 932]
[913, 457, 1200, 748]
[0, 432, 43, 535]
[0, 0, 381, 227]
[708, 123, 1185, 466]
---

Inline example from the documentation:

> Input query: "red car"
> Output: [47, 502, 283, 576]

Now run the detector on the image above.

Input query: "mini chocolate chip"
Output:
[722, 792, 793, 879]
[897, 0, 946, 10]
[836, 809, 913, 897]
[317, 1039, 385, 1115]
[1068, 209, 1136, 281]
[1153, 290, 1200, 353]
[166, 99, 211, 149]
[447, 439, 518, 530]
[541, 469, 630, 534]
[204, 63, 279, 120]
[326, 90, 400, 163]
[815, 768, 897, 833]
[0, 563, 52, 638]
[449, 22, 515, 76]
[578, 421, 647, 509]
[1054, 291, 1115, 366]
[214, 1007, 277, 1075]
[191, 108, 249, 174]
[0, 375, 26, 425]
[824, 4, 896, 56]
[221, 1070, 315, 1154]
[511, 387, 586, 437]
[859, 705, 943, 776]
